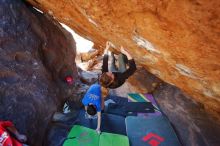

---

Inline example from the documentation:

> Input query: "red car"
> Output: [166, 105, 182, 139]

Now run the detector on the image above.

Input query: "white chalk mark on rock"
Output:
[133, 35, 160, 54]
[142, 55, 158, 65]
[82, 9, 98, 27]
[175, 64, 197, 79]
[48, 10, 53, 15]
[88, 18, 98, 27]
[149, 69, 161, 78]
[203, 90, 213, 97]
[33, 7, 43, 13]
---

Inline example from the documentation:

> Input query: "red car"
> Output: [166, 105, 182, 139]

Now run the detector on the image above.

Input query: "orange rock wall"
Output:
[27, 0, 220, 116]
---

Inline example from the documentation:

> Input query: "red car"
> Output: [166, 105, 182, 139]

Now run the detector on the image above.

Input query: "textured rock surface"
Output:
[1, 0, 220, 146]
[154, 84, 220, 146]
[111, 67, 162, 97]
[112, 73, 220, 146]
[0, 1, 78, 145]
[27, 0, 220, 118]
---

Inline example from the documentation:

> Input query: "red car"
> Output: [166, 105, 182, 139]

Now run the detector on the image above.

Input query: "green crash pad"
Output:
[99, 133, 129, 146]
[63, 125, 99, 146]
[63, 125, 129, 146]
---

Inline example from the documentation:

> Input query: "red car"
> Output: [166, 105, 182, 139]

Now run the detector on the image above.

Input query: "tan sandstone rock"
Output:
[27, 0, 220, 117]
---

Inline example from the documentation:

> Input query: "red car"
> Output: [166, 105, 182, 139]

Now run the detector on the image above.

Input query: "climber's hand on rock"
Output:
[120, 46, 128, 54]
[104, 41, 111, 54]
[120, 46, 132, 60]
[106, 41, 111, 49]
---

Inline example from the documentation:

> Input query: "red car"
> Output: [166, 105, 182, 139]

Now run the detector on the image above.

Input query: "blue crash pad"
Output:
[76, 110, 127, 135]
[128, 93, 162, 118]
[105, 102, 154, 116]
[125, 116, 181, 146]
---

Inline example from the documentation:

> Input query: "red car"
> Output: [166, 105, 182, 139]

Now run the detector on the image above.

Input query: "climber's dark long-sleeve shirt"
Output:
[101, 54, 137, 89]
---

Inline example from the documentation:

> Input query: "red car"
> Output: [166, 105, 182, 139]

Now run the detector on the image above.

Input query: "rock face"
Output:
[111, 67, 162, 97]
[0, 1, 78, 145]
[111, 69, 220, 146]
[27, 0, 220, 118]
[153, 84, 220, 146]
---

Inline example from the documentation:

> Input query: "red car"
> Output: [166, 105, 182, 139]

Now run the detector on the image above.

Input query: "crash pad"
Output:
[125, 116, 181, 146]
[128, 93, 161, 117]
[76, 110, 127, 135]
[106, 95, 128, 105]
[63, 125, 99, 146]
[105, 102, 154, 116]
[105, 103, 137, 116]
[128, 93, 147, 102]
[99, 132, 129, 146]
[105, 103, 127, 116]
[63, 125, 129, 146]
[126, 102, 154, 113]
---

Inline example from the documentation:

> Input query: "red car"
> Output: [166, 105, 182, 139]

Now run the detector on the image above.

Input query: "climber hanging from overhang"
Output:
[99, 41, 137, 89]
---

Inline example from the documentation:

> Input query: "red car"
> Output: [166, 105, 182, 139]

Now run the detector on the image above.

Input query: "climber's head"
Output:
[87, 104, 97, 116]
[99, 72, 114, 88]
[65, 76, 74, 85]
